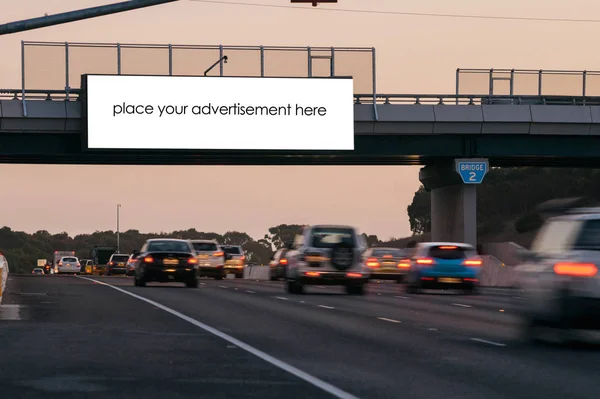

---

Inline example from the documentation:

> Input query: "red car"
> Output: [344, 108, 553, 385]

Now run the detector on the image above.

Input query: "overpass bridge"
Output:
[2, 89, 600, 166]
[5, 41, 600, 248]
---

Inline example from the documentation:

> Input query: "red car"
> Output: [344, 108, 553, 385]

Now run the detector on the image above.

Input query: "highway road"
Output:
[1, 275, 599, 399]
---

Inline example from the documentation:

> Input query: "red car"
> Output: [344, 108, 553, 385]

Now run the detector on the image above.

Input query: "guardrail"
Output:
[353, 93, 600, 106]
[5, 90, 600, 107]
[456, 68, 600, 97]
[0, 262, 8, 304]
[0, 88, 80, 101]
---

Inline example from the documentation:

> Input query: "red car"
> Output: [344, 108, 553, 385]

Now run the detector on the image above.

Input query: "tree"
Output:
[405, 167, 600, 244]
[361, 233, 380, 247]
[407, 185, 431, 235]
[243, 239, 272, 264]
[222, 231, 253, 246]
[265, 224, 305, 250]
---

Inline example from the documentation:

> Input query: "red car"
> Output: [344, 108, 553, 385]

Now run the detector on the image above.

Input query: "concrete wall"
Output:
[482, 242, 524, 266]
[0, 100, 81, 133]
[354, 103, 600, 135]
[480, 255, 518, 287]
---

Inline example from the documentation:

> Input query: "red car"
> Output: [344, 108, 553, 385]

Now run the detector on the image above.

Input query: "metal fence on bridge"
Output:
[456, 68, 600, 97]
[20, 41, 376, 100]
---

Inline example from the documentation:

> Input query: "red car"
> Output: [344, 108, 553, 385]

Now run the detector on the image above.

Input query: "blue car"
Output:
[405, 242, 482, 294]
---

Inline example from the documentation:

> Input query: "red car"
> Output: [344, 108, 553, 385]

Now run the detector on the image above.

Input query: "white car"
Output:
[56, 256, 81, 274]
[515, 208, 600, 342]
[284, 224, 369, 295]
[190, 239, 226, 280]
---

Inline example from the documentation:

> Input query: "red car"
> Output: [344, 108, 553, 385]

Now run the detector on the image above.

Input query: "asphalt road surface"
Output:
[1, 275, 599, 399]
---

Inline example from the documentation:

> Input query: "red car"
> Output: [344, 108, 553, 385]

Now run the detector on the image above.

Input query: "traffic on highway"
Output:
[2, 220, 600, 399]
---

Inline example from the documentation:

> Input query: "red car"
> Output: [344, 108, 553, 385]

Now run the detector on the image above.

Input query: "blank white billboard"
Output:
[84, 75, 354, 150]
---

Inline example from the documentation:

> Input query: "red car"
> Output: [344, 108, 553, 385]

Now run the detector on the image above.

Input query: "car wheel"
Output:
[346, 285, 365, 295]
[185, 278, 199, 288]
[520, 314, 542, 344]
[134, 276, 146, 287]
[405, 283, 420, 294]
[287, 281, 303, 294]
[464, 285, 479, 295]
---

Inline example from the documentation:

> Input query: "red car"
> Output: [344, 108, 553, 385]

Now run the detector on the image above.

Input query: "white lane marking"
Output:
[218, 285, 228, 289]
[395, 296, 410, 300]
[200, 282, 206, 286]
[512, 296, 524, 299]
[300, 301, 306, 304]
[274, 296, 288, 301]
[452, 303, 472, 308]
[318, 305, 335, 310]
[234, 288, 238, 291]
[470, 338, 506, 347]
[246, 290, 255, 294]
[76, 277, 360, 399]
[377, 317, 401, 323]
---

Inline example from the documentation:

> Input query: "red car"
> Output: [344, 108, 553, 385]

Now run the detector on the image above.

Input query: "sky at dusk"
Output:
[1, 0, 599, 240]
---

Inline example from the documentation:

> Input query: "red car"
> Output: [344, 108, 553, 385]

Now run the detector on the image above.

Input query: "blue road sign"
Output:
[455, 158, 488, 184]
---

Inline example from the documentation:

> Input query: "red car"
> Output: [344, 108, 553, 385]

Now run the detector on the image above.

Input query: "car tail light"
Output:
[554, 262, 598, 277]
[397, 259, 411, 268]
[416, 257, 434, 265]
[366, 257, 379, 268]
[280, 258, 288, 265]
[143, 256, 154, 263]
[463, 259, 482, 266]
[58, 261, 62, 266]
[240, 256, 246, 261]
[347, 272, 363, 278]
[188, 257, 198, 264]
[213, 251, 224, 257]
[305, 271, 320, 277]
[76, 263, 81, 267]
[439, 246, 457, 250]
[108, 261, 114, 266]
[383, 254, 393, 258]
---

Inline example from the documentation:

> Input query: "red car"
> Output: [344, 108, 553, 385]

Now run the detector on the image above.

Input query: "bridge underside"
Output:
[1, 133, 600, 166]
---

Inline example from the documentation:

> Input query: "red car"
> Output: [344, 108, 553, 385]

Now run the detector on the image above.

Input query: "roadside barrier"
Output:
[0, 262, 8, 304]
[243, 264, 270, 280]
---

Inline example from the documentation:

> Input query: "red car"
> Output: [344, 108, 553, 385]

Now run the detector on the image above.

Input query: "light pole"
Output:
[117, 204, 121, 253]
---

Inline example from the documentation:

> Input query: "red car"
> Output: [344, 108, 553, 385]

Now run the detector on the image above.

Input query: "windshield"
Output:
[311, 227, 356, 248]
[531, 219, 581, 254]
[62, 257, 77, 262]
[427, 245, 474, 260]
[111, 255, 129, 262]
[221, 246, 242, 255]
[372, 248, 406, 257]
[192, 242, 218, 252]
[147, 240, 191, 253]
[572, 219, 600, 250]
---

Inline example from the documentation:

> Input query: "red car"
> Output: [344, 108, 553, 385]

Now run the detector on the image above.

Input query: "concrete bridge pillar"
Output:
[419, 160, 483, 247]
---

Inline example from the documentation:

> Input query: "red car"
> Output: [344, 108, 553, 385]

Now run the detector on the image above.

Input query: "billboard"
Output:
[83, 75, 354, 150]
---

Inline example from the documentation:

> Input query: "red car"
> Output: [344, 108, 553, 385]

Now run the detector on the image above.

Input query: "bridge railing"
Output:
[6, 90, 600, 107]
[19, 40, 376, 114]
[354, 93, 600, 106]
[456, 68, 600, 98]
